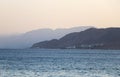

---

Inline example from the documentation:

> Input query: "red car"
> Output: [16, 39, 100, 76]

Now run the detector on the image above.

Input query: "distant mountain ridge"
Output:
[0, 26, 92, 48]
[31, 28, 120, 49]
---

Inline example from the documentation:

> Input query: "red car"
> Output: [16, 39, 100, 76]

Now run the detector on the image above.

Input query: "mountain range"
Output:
[0, 26, 92, 49]
[31, 28, 120, 49]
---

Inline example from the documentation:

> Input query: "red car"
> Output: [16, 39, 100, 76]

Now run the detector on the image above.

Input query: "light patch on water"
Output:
[0, 69, 118, 77]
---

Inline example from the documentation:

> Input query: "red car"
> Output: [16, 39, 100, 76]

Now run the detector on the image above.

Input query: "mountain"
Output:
[0, 26, 92, 49]
[31, 28, 120, 49]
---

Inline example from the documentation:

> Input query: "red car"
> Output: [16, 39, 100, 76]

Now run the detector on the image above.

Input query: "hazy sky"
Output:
[0, 0, 120, 35]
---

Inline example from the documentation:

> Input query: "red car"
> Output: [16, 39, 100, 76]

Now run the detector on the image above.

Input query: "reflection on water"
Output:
[0, 49, 120, 77]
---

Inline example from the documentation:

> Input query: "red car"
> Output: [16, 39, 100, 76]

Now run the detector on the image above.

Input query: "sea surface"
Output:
[0, 49, 120, 77]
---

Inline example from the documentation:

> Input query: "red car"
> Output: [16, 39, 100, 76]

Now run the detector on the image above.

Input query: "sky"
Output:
[0, 0, 120, 35]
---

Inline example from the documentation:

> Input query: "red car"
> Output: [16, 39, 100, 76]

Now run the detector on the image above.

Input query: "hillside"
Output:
[0, 26, 92, 48]
[31, 28, 120, 49]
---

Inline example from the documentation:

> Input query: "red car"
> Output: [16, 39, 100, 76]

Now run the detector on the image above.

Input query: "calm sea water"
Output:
[0, 49, 120, 77]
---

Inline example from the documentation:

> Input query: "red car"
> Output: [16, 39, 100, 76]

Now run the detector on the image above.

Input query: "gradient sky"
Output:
[0, 0, 120, 35]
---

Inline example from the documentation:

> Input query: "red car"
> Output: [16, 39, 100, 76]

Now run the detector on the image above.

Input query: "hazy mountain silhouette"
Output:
[32, 28, 120, 49]
[0, 26, 92, 49]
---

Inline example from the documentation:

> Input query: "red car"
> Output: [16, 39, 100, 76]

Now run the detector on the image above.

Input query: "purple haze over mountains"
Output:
[0, 26, 92, 49]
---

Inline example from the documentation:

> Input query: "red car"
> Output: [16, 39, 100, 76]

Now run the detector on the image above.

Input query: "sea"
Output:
[0, 49, 120, 77]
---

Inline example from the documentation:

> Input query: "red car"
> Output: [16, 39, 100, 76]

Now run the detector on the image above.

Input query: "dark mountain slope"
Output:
[0, 26, 92, 48]
[31, 28, 120, 49]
